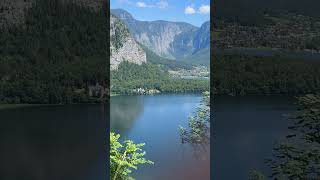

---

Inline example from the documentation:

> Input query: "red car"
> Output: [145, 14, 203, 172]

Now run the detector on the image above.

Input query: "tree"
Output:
[110, 132, 153, 180]
[266, 94, 320, 179]
[179, 91, 210, 144]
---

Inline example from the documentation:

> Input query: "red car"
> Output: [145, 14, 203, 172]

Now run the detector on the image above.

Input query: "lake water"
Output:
[212, 95, 297, 180]
[110, 94, 210, 180]
[0, 95, 297, 180]
[0, 104, 107, 180]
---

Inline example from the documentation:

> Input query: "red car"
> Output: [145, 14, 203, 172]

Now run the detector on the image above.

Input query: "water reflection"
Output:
[110, 96, 143, 134]
[213, 95, 296, 180]
[110, 94, 210, 180]
[179, 93, 210, 160]
[0, 105, 106, 180]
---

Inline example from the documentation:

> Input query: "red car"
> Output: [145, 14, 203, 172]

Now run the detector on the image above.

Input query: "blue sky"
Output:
[110, 0, 210, 27]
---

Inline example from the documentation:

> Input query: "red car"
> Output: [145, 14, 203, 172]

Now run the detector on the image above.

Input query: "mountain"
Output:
[111, 9, 210, 64]
[193, 21, 210, 51]
[139, 43, 195, 70]
[184, 48, 210, 66]
[189, 21, 210, 65]
[110, 14, 146, 70]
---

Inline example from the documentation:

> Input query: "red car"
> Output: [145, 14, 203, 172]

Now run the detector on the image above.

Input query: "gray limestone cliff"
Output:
[110, 15, 146, 70]
[111, 9, 210, 63]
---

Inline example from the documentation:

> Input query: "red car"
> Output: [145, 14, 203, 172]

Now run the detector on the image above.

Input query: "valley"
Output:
[111, 9, 209, 61]
[109, 3, 210, 180]
[110, 9, 210, 95]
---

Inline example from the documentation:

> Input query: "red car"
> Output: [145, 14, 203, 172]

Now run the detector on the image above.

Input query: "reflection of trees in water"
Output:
[179, 92, 210, 159]
[252, 94, 320, 179]
[189, 142, 210, 160]
[110, 96, 144, 134]
[0, 105, 106, 180]
[178, 140, 209, 161]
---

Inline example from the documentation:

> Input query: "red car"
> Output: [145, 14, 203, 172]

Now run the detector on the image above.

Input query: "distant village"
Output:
[214, 13, 320, 51]
[168, 66, 209, 80]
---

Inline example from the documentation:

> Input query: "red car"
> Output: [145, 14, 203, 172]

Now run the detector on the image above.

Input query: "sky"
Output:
[110, 0, 210, 27]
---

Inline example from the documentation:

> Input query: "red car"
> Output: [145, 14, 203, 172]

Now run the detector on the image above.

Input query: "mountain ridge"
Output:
[111, 8, 210, 64]
[110, 14, 146, 70]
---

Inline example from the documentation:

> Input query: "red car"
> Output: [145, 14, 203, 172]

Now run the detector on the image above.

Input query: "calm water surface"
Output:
[111, 94, 210, 180]
[213, 95, 297, 180]
[0, 95, 295, 180]
[0, 104, 106, 180]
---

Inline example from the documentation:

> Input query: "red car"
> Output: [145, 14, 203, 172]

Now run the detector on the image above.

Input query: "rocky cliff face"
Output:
[110, 15, 146, 70]
[111, 9, 198, 59]
[193, 21, 210, 52]
[111, 9, 210, 62]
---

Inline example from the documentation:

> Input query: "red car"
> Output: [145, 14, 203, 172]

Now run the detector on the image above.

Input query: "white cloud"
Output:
[185, 6, 196, 14]
[135, 1, 168, 9]
[185, 4, 210, 15]
[136, 1, 147, 8]
[156, 1, 168, 9]
[198, 5, 210, 14]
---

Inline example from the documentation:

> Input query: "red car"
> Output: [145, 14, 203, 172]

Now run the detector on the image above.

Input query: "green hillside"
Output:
[139, 44, 195, 70]
[182, 48, 210, 66]
[0, 0, 107, 104]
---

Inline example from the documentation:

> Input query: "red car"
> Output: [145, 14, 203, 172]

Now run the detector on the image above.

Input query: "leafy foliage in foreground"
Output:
[111, 62, 209, 95]
[110, 132, 153, 180]
[249, 169, 267, 180]
[179, 91, 210, 144]
[253, 94, 320, 179]
[266, 94, 320, 179]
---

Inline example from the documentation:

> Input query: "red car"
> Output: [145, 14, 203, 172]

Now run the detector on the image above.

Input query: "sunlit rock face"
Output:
[111, 9, 210, 61]
[110, 15, 146, 70]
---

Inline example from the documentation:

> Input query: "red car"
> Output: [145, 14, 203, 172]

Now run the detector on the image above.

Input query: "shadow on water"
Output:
[0, 104, 107, 180]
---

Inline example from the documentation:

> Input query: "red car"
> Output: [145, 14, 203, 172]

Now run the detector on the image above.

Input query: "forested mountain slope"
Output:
[0, 0, 107, 103]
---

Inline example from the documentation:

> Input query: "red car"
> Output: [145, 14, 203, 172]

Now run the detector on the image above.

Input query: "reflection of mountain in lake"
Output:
[0, 105, 106, 180]
[110, 96, 144, 134]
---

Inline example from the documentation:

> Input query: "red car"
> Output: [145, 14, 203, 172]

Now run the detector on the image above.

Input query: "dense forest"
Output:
[0, 0, 107, 104]
[212, 55, 320, 96]
[111, 62, 209, 95]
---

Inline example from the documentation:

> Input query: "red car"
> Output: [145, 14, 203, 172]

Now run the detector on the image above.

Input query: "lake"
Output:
[0, 104, 107, 180]
[0, 95, 297, 180]
[212, 95, 297, 180]
[110, 94, 210, 180]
